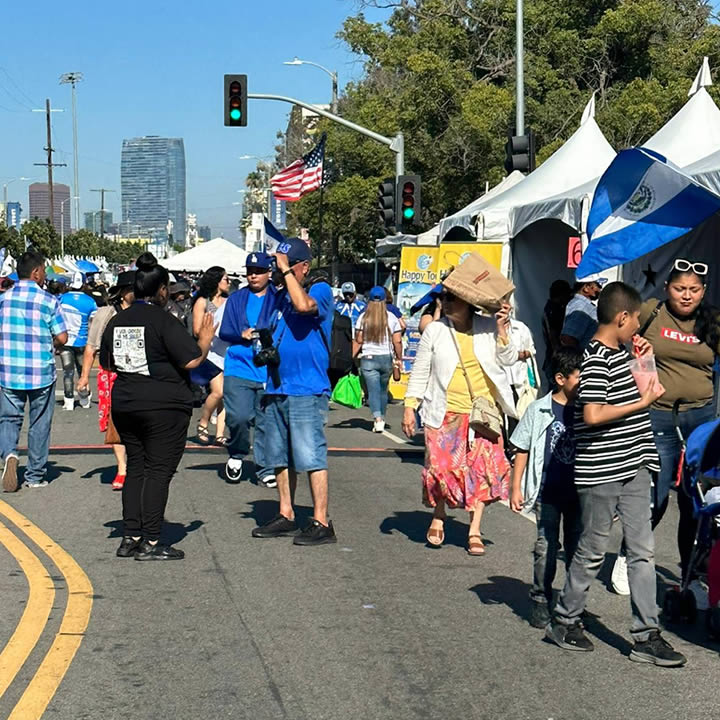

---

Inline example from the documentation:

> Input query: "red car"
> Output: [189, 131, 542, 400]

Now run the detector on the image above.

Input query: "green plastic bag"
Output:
[331, 372, 363, 408]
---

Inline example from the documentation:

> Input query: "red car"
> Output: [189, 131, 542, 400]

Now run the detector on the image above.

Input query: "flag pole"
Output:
[316, 133, 328, 271]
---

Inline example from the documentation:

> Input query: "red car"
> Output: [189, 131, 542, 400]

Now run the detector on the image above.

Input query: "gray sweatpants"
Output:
[553, 468, 659, 642]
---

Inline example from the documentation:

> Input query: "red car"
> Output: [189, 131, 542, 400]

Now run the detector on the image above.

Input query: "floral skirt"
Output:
[422, 412, 510, 511]
[97, 367, 117, 433]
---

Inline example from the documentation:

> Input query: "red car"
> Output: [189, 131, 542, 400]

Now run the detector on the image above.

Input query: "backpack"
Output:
[329, 311, 353, 372]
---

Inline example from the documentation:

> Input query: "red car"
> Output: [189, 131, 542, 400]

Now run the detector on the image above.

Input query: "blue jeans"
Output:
[264, 394, 328, 472]
[0, 383, 56, 484]
[223, 375, 272, 479]
[360, 355, 392, 419]
[650, 403, 716, 575]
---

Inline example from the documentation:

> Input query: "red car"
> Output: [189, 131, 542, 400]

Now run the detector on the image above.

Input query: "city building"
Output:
[186, 212, 198, 247]
[5, 202, 22, 231]
[282, 104, 329, 165]
[121, 136, 186, 245]
[84, 210, 113, 235]
[28, 182, 70, 233]
[198, 225, 212, 243]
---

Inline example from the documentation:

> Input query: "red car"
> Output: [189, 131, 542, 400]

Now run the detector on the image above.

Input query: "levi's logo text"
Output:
[473, 271, 490, 285]
[660, 327, 700, 344]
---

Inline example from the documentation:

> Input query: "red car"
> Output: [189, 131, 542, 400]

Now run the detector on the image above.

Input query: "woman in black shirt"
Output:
[100, 253, 214, 560]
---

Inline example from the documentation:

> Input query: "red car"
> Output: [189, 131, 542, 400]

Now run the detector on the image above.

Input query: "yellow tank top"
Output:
[446, 330, 493, 413]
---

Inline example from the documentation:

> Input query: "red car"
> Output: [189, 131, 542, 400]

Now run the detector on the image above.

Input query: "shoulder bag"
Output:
[447, 320, 503, 442]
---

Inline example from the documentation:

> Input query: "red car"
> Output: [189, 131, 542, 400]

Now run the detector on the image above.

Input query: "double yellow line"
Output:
[0, 500, 93, 719]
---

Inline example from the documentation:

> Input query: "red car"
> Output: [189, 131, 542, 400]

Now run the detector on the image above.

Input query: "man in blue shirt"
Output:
[560, 273, 607, 350]
[220, 252, 275, 487]
[252, 238, 337, 546]
[335, 282, 366, 331]
[59, 273, 97, 410]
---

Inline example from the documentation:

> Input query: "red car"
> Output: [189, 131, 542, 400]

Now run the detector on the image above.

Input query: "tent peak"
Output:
[689, 56, 712, 97]
[581, 92, 596, 125]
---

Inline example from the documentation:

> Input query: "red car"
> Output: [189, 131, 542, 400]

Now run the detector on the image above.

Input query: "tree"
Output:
[0, 224, 23, 259]
[21, 218, 60, 258]
[256, 0, 720, 259]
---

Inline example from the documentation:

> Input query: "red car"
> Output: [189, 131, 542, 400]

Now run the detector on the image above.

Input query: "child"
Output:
[545, 282, 686, 667]
[510, 349, 583, 629]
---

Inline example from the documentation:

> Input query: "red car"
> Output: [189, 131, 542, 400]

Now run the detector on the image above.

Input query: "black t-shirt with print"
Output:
[100, 302, 201, 413]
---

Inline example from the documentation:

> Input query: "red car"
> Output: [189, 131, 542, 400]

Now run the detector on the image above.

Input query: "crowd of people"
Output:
[0, 244, 718, 667]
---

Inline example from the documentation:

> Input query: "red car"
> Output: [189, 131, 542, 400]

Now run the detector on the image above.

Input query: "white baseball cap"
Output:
[576, 272, 608, 286]
[70, 272, 84, 290]
[341, 282, 356, 294]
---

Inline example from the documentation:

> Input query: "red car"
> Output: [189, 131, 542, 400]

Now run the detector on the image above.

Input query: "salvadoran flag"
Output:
[263, 216, 286, 254]
[577, 147, 720, 277]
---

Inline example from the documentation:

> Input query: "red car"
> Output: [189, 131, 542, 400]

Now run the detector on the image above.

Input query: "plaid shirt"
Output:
[0, 280, 66, 390]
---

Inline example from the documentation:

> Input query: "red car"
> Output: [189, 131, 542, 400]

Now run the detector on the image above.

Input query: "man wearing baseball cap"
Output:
[219, 251, 277, 487]
[335, 281, 366, 332]
[560, 273, 608, 350]
[251, 238, 337, 546]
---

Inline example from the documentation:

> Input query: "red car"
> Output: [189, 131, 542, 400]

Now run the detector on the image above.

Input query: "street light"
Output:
[238, 154, 273, 161]
[2, 176, 30, 210]
[60, 195, 79, 257]
[283, 57, 338, 114]
[59, 72, 83, 230]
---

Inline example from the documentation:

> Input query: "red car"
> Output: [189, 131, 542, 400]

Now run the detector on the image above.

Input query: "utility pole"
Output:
[33, 99, 66, 231]
[516, 0, 525, 134]
[90, 188, 115, 237]
[60, 72, 83, 230]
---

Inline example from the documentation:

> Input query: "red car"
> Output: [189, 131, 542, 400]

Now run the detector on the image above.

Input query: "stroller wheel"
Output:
[663, 589, 683, 622]
[706, 606, 720, 640]
[679, 589, 698, 623]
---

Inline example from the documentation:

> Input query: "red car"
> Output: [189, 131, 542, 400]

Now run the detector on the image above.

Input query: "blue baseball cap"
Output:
[368, 285, 386, 301]
[245, 251, 272, 270]
[277, 237, 312, 265]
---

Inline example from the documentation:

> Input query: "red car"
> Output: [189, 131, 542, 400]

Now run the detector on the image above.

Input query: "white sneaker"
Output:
[373, 418, 385, 433]
[79, 393, 91, 409]
[225, 458, 243, 483]
[688, 578, 710, 611]
[259, 474, 277, 489]
[611, 554, 630, 595]
[63, 398, 74, 411]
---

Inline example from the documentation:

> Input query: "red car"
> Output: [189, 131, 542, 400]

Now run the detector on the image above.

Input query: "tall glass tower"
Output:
[121, 137, 186, 244]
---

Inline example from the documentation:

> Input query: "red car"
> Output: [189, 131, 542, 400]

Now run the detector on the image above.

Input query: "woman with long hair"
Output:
[192, 266, 230, 444]
[402, 288, 518, 555]
[353, 286, 403, 433]
[77, 270, 135, 490]
[100, 253, 214, 560]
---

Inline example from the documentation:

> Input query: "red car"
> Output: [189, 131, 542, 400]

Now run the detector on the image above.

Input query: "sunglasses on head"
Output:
[673, 259, 708, 276]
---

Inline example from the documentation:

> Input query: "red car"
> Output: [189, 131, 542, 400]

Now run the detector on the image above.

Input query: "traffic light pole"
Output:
[247, 93, 404, 176]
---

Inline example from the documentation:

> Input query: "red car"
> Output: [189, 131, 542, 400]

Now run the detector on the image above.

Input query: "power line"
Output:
[0, 67, 37, 108]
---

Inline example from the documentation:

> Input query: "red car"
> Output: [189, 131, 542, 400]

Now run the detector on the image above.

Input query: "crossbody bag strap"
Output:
[638, 300, 663, 337]
[447, 319, 476, 402]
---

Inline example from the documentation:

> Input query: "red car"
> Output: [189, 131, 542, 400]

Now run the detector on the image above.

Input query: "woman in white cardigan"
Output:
[401, 289, 518, 555]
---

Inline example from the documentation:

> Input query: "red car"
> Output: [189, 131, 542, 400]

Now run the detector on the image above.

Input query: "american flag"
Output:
[270, 134, 325, 202]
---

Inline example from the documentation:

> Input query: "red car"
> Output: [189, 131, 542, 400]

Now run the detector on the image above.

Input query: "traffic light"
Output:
[504, 130, 536, 174]
[224, 74, 247, 127]
[397, 174, 421, 230]
[378, 178, 396, 231]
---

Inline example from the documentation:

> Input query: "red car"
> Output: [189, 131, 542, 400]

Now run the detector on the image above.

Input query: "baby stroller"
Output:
[662, 416, 720, 637]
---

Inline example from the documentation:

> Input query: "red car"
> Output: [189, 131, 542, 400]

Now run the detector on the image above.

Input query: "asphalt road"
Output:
[0, 396, 718, 720]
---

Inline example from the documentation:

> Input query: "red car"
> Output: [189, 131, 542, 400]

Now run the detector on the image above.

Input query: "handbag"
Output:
[515, 354, 540, 419]
[331, 372, 364, 409]
[447, 320, 503, 442]
[105, 412, 121, 445]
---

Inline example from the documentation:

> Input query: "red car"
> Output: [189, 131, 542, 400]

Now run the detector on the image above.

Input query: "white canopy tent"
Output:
[164, 238, 248, 274]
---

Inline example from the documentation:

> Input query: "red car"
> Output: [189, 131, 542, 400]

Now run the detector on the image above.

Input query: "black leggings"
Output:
[113, 408, 190, 540]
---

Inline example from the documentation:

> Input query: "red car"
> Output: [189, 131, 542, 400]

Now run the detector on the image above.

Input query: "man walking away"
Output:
[220, 252, 276, 487]
[252, 238, 337, 546]
[0, 251, 67, 490]
[59, 272, 97, 410]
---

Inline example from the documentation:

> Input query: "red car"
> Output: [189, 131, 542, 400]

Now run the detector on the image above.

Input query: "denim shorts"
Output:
[264, 394, 329, 472]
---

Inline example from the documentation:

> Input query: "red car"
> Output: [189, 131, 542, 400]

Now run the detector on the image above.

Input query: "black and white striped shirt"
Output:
[575, 340, 660, 485]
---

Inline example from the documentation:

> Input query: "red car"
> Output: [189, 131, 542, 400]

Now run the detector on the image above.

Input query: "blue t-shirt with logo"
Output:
[267, 282, 333, 396]
[223, 291, 267, 383]
[60, 291, 97, 347]
[540, 400, 577, 505]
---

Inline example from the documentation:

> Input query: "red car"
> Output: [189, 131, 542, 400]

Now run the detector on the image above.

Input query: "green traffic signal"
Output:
[230, 108, 242, 121]
[403, 207, 415, 220]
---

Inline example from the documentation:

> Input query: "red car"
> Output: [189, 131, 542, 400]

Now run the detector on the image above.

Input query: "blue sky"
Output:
[0, 1, 389, 239]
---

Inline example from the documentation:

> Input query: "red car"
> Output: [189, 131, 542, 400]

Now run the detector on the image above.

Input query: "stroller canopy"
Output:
[686, 417, 720, 485]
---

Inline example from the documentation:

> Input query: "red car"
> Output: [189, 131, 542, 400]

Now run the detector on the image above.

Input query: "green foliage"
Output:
[257, 0, 720, 259]
[0, 224, 23, 259]
[21, 218, 60, 258]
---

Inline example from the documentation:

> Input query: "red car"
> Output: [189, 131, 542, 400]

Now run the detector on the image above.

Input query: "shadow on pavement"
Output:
[81, 465, 117, 485]
[238, 499, 314, 527]
[103, 518, 204, 545]
[330, 417, 375, 432]
[18, 461, 76, 486]
[379, 510, 481, 550]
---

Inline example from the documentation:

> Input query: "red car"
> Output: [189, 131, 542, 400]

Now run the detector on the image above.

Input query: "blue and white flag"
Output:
[262, 216, 286, 253]
[577, 148, 720, 277]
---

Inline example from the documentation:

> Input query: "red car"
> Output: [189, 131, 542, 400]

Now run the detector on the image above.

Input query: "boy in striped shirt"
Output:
[546, 282, 686, 667]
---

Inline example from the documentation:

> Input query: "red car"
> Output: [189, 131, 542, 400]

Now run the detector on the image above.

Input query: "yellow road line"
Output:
[0, 521, 55, 698]
[0, 500, 93, 720]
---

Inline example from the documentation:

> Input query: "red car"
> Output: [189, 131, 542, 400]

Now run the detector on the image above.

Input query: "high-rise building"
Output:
[121, 136, 186, 244]
[84, 210, 113, 235]
[198, 225, 212, 243]
[28, 182, 70, 232]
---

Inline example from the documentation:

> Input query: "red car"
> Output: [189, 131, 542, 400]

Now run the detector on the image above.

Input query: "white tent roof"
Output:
[438, 97, 616, 243]
[644, 87, 720, 166]
[685, 149, 720, 195]
[164, 237, 248, 273]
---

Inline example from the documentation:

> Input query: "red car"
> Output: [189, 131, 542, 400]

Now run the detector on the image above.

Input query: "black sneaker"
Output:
[530, 600, 551, 629]
[545, 619, 594, 652]
[293, 518, 337, 546]
[629, 631, 687, 667]
[251, 513, 299, 538]
[225, 458, 243, 483]
[133, 541, 185, 561]
[116, 537, 142, 558]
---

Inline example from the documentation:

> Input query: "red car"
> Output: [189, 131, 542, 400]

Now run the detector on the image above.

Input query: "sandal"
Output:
[215, 436, 228, 447]
[197, 423, 211, 445]
[426, 519, 445, 547]
[467, 535, 485, 556]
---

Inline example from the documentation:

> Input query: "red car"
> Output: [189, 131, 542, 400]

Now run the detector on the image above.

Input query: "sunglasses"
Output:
[673, 259, 708, 276]
[246, 268, 268, 276]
